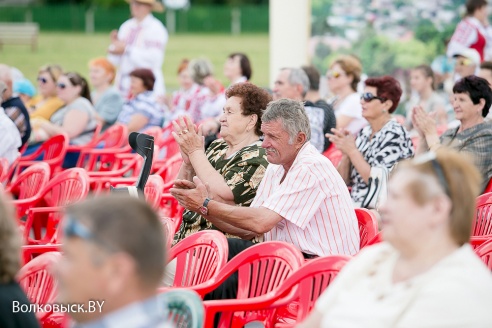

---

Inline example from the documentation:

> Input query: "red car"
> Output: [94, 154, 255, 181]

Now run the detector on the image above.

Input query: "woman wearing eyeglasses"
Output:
[413, 75, 492, 192]
[328, 76, 414, 206]
[29, 72, 97, 147]
[298, 149, 492, 328]
[326, 55, 367, 135]
[27, 64, 65, 120]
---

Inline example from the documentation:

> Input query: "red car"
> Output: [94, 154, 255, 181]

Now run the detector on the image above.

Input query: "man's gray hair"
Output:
[284, 68, 310, 97]
[263, 98, 311, 143]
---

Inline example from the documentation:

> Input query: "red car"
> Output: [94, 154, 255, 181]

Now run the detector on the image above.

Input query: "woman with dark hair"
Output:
[171, 82, 271, 244]
[413, 75, 492, 191]
[447, 0, 492, 61]
[116, 68, 164, 133]
[299, 149, 492, 328]
[405, 65, 447, 130]
[29, 72, 97, 146]
[328, 76, 414, 205]
[223, 52, 252, 84]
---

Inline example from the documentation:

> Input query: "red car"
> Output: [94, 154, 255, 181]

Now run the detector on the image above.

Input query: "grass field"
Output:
[1, 32, 269, 92]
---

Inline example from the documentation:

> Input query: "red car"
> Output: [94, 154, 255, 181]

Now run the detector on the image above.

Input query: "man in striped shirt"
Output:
[171, 98, 360, 259]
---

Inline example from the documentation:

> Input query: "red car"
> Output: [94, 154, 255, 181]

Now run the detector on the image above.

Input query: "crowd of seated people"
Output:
[3, 5, 492, 323]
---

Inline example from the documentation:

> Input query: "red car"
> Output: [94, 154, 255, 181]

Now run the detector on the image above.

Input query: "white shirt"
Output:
[251, 143, 360, 257]
[0, 108, 21, 164]
[334, 93, 367, 135]
[108, 14, 168, 99]
[318, 243, 492, 328]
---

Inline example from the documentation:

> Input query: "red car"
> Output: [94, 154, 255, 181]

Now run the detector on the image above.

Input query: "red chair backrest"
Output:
[155, 154, 183, 192]
[6, 162, 51, 217]
[474, 239, 492, 270]
[21, 244, 61, 265]
[474, 192, 492, 236]
[40, 168, 90, 207]
[367, 231, 384, 246]
[355, 208, 379, 249]
[145, 175, 164, 210]
[160, 216, 182, 250]
[214, 241, 304, 327]
[96, 124, 128, 149]
[19, 134, 69, 176]
[274, 255, 351, 324]
[169, 230, 228, 288]
[484, 178, 492, 194]
[17, 252, 61, 320]
[0, 157, 9, 184]
[322, 143, 343, 167]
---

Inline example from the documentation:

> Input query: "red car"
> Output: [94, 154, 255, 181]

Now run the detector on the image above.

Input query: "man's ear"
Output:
[296, 132, 307, 148]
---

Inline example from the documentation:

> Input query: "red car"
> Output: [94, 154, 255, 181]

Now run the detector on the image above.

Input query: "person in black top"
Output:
[302, 65, 336, 151]
[0, 193, 40, 328]
[0, 64, 32, 147]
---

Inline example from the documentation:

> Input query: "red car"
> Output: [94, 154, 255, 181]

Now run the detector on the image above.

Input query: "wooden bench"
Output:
[0, 23, 39, 51]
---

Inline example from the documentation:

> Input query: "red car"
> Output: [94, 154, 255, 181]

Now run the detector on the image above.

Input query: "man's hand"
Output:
[170, 176, 209, 212]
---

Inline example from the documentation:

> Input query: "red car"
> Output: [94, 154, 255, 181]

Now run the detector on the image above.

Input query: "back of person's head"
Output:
[453, 75, 492, 117]
[0, 193, 22, 284]
[285, 68, 310, 97]
[88, 58, 117, 84]
[364, 75, 402, 113]
[396, 149, 481, 246]
[0, 81, 7, 102]
[177, 58, 190, 75]
[39, 64, 64, 83]
[413, 64, 436, 90]
[188, 58, 213, 85]
[0, 64, 12, 83]
[65, 194, 166, 289]
[225, 82, 272, 136]
[301, 65, 321, 91]
[130, 68, 155, 91]
[228, 52, 252, 80]
[331, 55, 362, 91]
[466, 0, 487, 16]
[14, 78, 36, 98]
[64, 72, 92, 103]
[262, 98, 311, 143]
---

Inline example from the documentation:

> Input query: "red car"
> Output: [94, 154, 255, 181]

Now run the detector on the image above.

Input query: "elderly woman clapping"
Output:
[171, 82, 271, 243]
[298, 149, 492, 328]
[413, 75, 492, 192]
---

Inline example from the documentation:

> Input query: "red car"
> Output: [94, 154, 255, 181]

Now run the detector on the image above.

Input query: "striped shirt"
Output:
[251, 142, 360, 257]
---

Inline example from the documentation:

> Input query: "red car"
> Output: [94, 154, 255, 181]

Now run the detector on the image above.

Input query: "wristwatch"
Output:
[198, 198, 211, 216]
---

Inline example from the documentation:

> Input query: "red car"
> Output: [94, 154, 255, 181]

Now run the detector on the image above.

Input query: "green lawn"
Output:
[1, 32, 269, 92]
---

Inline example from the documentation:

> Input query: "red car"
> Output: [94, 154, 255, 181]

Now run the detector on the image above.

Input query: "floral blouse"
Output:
[351, 120, 414, 204]
[174, 139, 269, 244]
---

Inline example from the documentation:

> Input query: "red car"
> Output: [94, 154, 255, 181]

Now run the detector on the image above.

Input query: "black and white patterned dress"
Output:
[351, 120, 414, 204]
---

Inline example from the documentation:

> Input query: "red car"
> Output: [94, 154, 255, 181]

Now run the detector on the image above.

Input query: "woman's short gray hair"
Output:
[188, 58, 213, 85]
[262, 99, 311, 143]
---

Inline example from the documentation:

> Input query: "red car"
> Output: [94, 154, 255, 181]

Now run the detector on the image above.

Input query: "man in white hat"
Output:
[108, 0, 168, 100]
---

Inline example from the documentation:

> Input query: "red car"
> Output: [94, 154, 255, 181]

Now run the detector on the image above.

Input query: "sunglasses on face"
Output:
[37, 77, 48, 84]
[326, 71, 345, 79]
[57, 83, 67, 89]
[412, 152, 450, 197]
[361, 92, 386, 103]
[63, 216, 117, 252]
[456, 58, 473, 66]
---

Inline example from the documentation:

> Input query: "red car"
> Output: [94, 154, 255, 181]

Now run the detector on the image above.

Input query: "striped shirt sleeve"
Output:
[260, 165, 324, 230]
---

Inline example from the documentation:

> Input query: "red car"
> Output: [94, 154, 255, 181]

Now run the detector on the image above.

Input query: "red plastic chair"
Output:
[6, 162, 51, 219]
[201, 241, 305, 328]
[322, 143, 343, 167]
[144, 174, 165, 210]
[166, 230, 228, 288]
[15, 134, 69, 179]
[474, 239, 492, 270]
[0, 157, 9, 184]
[206, 255, 351, 328]
[367, 231, 384, 246]
[161, 214, 183, 249]
[473, 192, 492, 236]
[22, 168, 90, 245]
[355, 208, 379, 249]
[21, 244, 61, 265]
[17, 252, 62, 323]
[154, 154, 183, 193]
[65, 122, 102, 153]
[484, 178, 492, 194]
[76, 124, 129, 171]
[470, 235, 492, 250]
